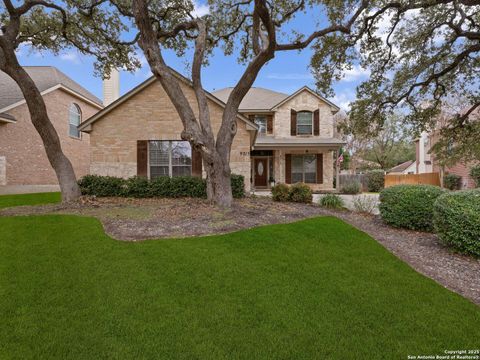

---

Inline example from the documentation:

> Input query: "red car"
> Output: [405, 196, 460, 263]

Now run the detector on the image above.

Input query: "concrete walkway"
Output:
[0, 185, 60, 195]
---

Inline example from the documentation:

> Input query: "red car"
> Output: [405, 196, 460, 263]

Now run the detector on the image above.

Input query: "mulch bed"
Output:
[1, 196, 479, 305]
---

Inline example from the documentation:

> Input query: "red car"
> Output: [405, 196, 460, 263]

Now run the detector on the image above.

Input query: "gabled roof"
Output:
[0, 66, 102, 111]
[270, 86, 340, 112]
[212, 87, 288, 111]
[79, 69, 258, 132]
[389, 160, 415, 173]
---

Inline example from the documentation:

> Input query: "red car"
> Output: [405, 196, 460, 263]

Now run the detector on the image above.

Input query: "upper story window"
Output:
[69, 104, 82, 138]
[254, 115, 267, 134]
[149, 140, 192, 179]
[297, 111, 313, 135]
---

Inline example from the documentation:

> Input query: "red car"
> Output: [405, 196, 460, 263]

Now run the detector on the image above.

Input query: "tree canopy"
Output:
[310, 0, 480, 165]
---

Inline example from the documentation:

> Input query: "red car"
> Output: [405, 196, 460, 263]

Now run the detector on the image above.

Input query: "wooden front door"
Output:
[254, 158, 268, 187]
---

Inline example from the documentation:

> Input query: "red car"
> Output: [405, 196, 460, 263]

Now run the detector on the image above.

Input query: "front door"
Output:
[254, 158, 268, 187]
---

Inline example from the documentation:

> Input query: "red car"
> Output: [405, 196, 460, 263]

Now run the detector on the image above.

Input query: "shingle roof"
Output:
[0, 112, 16, 121]
[0, 66, 102, 110]
[389, 160, 414, 173]
[212, 87, 288, 111]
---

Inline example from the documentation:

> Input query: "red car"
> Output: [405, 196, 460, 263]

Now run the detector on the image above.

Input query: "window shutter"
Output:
[191, 147, 203, 177]
[285, 154, 292, 184]
[316, 153, 323, 184]
[290, 110, 297, 136]
[267, 115, 273, 134]
[137, 140, 148, 177]
[314, 109, 320, 136]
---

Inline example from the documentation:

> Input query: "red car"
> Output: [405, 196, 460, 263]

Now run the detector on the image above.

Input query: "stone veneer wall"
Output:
[273, 149, 334, 191]
[0, 90, 99, 185]
[88, 80, 253, 191]
[273, 90, 335, 139]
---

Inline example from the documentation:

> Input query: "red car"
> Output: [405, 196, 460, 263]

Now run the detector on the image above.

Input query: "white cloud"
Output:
[60, 51, 80, 64]
[332, 91, 357, 111]
[340, 65, 370, 83]
[192, 1, 209, 17]
[266, 73, 313, 80]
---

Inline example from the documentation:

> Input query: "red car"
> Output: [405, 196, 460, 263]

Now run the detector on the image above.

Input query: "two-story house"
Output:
[0, 66, 103, 191]
[79, 71, 343, 192]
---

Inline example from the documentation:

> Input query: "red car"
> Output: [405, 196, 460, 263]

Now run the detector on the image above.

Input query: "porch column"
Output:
[335, 149, 340, 190]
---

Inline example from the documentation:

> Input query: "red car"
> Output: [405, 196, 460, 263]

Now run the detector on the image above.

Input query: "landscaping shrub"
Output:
[341, 181, 361, 195]
[124, 176, 151, 198]
[289, 183, 312, 203]
[365, 170, 385, 192]
[271, 183, 290, 202]
[319, 194, 344, 209]
[443, 173, 462, 190]
[470, 165, 480, 188]
[379, 184, 445, 231]
[78, 174, 243, 199]
[78, 175, 126, 197]
[231, 174, 245, 198]
[433, 189, 480, 257]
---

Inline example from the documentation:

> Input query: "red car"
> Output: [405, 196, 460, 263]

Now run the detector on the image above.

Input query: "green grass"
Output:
[0, 215, 478, 359]
[0, 192, 61, 209]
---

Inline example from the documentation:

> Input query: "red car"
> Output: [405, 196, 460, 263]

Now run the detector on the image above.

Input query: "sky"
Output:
[15, 5, 370, 111]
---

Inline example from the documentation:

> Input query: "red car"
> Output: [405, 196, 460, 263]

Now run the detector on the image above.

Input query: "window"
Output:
[297, 111, 313, 135]
[69, 104, 81, 138]
[254, 115, 267, 134]
[291, 155, 316, 183]
[149, 141, 191, 179]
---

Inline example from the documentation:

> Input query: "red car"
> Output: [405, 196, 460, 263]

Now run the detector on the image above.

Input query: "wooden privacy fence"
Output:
[337, 174, 368, 191]
[384, 172, 441, 187]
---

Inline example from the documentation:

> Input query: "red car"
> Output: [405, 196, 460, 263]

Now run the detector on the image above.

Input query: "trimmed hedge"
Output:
[443, 173, 461, 190]
[271, 183, 290, 202]
[379, 185, 445, 231]
[366, 170, 385, 192]
[78, 174, 244, 199]
[289, 183, 312, 203]
[433, 189, 480, 257]
[271, 183, 312, 203]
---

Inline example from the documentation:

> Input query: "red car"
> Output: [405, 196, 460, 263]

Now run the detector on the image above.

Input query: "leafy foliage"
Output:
[470, 165, 480, 188]
[78, 175, 245, 199]
[319, 194, 344, 209]
[271, 183, 290, 202]
[433, 189, 480, 257]
[443, 174, 462, 191]
[341, 181, 361, 195]
[365, 170, 385, 193]
[379, 185, 445, 232]
[288, 183, 312, 203]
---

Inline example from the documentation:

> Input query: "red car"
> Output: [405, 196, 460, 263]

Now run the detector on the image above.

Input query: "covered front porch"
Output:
[250, 138, 344, 191]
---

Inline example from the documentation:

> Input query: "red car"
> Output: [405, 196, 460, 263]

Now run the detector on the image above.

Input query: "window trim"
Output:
[148, 140, 192, 179]
[296, 111, 313, 136]
[68, 103, 82, 139]
[291, 154, 317, 184]
[254, 115, 267, 134]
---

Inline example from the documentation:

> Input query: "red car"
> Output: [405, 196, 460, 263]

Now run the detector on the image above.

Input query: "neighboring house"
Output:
[79, 72, 343, 192]
[415, 130, 476, 188]
[0, 66, 103, 188]
[388, 160, 415, 174]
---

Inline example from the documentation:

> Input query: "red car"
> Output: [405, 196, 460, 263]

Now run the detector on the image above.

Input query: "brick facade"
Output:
[0, 89, 99, 185]
[87, 80, 254, 191]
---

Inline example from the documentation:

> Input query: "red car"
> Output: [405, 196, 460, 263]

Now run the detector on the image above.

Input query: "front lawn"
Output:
[0, 192, 61, 209]
[0, 215, 478, 359]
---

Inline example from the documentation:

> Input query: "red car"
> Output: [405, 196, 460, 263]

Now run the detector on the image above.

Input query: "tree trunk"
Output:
[0, 50, 81, 202]
[203, 148, 233, 207]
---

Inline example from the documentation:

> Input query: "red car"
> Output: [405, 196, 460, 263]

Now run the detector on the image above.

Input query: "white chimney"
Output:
[103, 69, 120, 106]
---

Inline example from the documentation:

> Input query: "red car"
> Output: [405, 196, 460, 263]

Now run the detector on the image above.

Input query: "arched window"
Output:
[69, 104, 81, 138]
